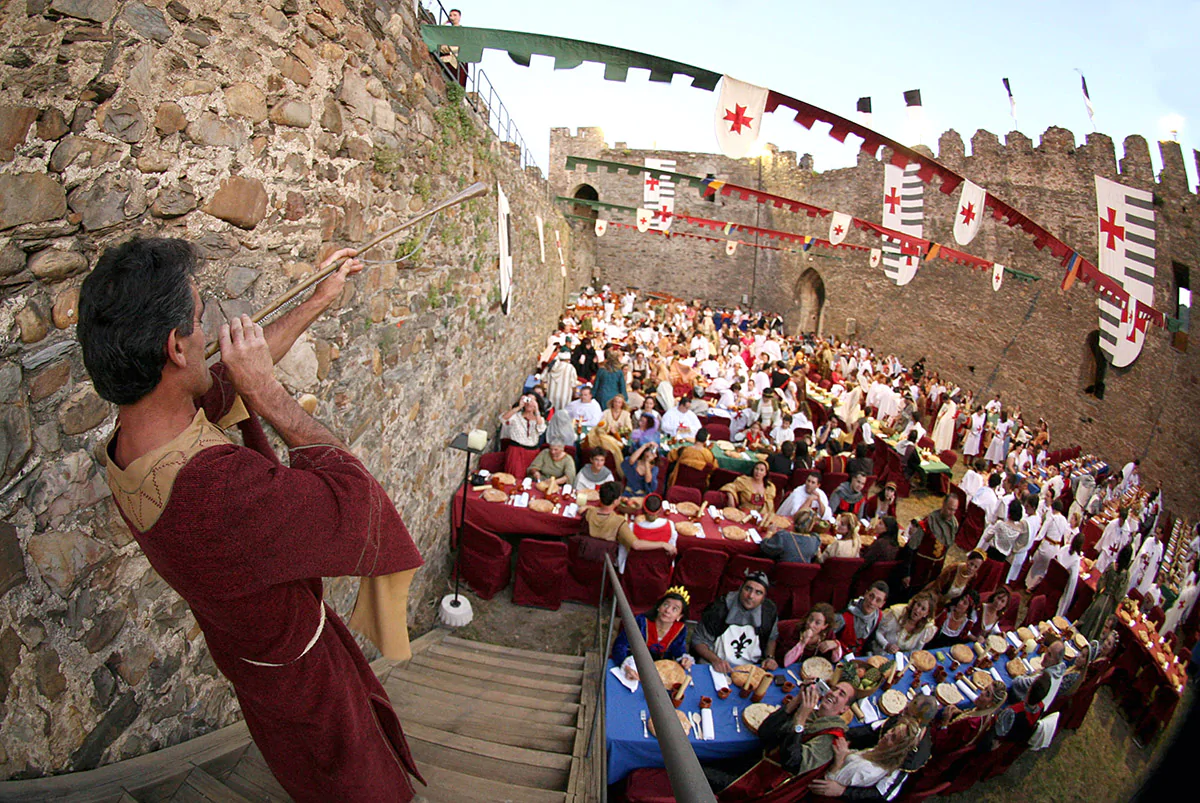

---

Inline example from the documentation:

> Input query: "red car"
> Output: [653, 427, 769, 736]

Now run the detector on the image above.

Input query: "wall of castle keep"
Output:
[0, 0, 578, 778]
[550, 126, 1200, 519]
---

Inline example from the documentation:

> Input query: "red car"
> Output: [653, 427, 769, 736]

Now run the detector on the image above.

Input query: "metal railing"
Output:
[589, 554, 716, 803]
[418, 2, 543, 176]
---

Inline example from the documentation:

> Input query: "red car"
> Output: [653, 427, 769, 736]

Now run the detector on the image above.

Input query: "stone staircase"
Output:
[0, 629, 603, 803]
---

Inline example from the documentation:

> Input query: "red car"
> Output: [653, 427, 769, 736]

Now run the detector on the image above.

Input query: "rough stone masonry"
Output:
[551, 126, 1200, 521]
[0, 0, 585, 779]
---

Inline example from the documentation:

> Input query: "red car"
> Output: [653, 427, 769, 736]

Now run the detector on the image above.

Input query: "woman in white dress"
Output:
[984, 412, 1012, 465]
[962, 407, 986, 457]
[930, 398, 957, 453]
[812, 719, 924, 799]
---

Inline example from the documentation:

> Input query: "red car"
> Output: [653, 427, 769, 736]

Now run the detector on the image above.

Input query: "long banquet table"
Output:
[606, 637, 1051, 784]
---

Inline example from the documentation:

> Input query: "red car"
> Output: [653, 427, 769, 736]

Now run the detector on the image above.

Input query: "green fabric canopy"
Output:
[421, 26, 721, 89]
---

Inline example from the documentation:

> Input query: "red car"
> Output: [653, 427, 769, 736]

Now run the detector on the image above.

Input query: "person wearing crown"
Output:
[612, 587, 695, 680]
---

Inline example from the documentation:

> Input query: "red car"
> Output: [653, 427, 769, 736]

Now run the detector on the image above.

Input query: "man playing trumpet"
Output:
[78, 238, 425, 802]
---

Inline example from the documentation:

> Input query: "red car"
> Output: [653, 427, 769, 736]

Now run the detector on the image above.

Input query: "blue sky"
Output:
[446, 0, 1197, 187]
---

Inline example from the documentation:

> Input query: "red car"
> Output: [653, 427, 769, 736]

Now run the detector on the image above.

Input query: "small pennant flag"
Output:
[903, 89, 922, 107]
[953, 179, 986, 245]
[828, 211, 852, 245]
[1002, 78, 1017, 127]
[714, 75, 769, 159]
[635, 208, 653, 233]
[726, 240, 737, 256]
[869, 248, 882, 268]
[595, 219, 607, 237]
[1061, 252, 1081, 291]
[992, 263, 1004, 292]
[1077, 70, 1095, 125]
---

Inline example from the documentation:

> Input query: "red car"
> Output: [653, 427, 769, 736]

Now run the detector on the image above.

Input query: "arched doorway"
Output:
[570, 183, 599, 219]
[794, 269, 826, 335]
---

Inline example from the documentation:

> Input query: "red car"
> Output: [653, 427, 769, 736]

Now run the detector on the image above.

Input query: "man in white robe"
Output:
[1127, 530, 1165, 598]
[962, 409, 986, 457]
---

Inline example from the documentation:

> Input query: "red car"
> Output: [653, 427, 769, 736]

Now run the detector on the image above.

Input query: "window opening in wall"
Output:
[1172, 261, 1190, 352]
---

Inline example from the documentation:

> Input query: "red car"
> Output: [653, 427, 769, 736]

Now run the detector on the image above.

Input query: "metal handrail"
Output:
[418, 1, 543, 176]
[591, 554, 717, 803]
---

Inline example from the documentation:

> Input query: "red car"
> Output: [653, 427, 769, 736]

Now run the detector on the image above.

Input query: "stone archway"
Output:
[794, 268, 826, 335]
[569, 183, 599, 219]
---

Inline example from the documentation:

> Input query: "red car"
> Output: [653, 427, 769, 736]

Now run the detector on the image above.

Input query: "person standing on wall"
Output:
[77, 238, 425, 802]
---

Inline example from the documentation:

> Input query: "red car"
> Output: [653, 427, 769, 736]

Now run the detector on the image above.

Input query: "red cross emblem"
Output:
[959, 201, 976, 225]
[645, 177, 659, 191]
[723, 104, 754, 134]
[884, 187, 901, 215]
[833, 224, 844, 235]
[1100, 207, 1125, 250]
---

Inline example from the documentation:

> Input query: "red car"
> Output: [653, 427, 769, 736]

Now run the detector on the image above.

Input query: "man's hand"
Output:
[220, 315, 280, 406]
[308, 247, 363, 311]
[809, 779, 846, 797]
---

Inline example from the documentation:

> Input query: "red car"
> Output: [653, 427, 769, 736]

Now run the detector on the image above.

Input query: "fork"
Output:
[733, 706, 740, 733]
[640, 709, 648, 738]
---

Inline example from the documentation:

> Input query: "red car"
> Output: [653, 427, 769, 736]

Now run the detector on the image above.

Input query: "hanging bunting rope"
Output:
[561, 157, 1037, 282]
[420, 26, 721, 88]
[424, 27, 1163, 324]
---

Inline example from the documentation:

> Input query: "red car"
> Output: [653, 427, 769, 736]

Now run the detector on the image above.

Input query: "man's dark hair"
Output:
[598, 480, 622, 506]
[78, 237, 198, 405]
[1028, 671, 1054, 706]
[989, 473, 1003, 489]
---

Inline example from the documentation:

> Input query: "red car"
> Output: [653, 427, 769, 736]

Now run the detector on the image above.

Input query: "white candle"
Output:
[467, 429, 487, 451]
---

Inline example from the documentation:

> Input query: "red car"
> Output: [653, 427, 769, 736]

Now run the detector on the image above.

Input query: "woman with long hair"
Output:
[874, 590, 938, 654]
[781, 603, 843, 666]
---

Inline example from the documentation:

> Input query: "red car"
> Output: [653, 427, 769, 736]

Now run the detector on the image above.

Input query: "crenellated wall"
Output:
[0, 0, 578, 779]
[551, 125, 1200, 518]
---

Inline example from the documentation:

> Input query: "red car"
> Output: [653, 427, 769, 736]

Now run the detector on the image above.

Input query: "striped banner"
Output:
[643, 158, 676, 232]
[1095, 176, 1155, 367]
[881, 163, 924, 285]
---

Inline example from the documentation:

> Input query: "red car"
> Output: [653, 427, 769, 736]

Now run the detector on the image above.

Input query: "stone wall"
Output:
[0, 0, 575, 779]
[551, 127, 1200, 518]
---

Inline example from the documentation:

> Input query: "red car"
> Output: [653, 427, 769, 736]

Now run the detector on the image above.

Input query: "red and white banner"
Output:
[880, 163, 924, 286]
[953, 179, 986, 246]
[828, 211, 852, 245]
[714, 75, 768, 159]
[1095, 175, 1155, 367]
[643, 158, 675, 231]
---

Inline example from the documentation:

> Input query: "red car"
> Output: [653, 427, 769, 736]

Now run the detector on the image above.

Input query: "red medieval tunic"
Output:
[104, 364, 424, 802]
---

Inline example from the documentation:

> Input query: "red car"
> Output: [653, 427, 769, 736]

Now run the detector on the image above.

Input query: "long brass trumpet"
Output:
[204, 181, 489, 358]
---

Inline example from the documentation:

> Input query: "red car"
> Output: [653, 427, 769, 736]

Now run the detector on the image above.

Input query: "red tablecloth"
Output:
[452, 484, 764, 557]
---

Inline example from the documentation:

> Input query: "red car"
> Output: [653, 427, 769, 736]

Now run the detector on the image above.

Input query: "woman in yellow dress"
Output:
[585, 395, 633, 478]
[720, 460, 777, 514]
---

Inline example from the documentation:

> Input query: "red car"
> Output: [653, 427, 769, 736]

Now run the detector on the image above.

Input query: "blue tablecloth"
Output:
[605, 639, 1044, 784]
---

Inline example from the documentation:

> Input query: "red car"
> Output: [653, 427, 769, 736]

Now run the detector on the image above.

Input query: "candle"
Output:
[467, 429, 487, 452]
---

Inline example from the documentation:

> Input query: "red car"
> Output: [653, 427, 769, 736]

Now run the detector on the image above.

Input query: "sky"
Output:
[440, 0, 1198, 188]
